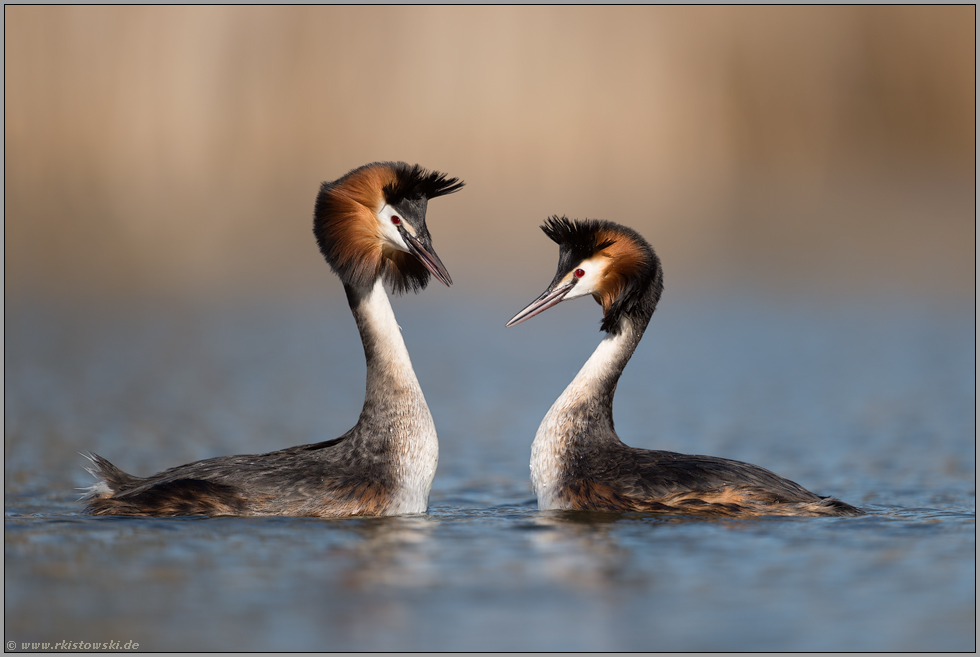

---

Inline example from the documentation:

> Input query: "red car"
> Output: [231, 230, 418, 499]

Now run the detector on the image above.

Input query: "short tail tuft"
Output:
[78, 452, 139, 500]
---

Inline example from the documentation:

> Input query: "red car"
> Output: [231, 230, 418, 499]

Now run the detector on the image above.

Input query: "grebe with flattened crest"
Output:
[507, 216, 862, 517]
[82, 161, 464, 517]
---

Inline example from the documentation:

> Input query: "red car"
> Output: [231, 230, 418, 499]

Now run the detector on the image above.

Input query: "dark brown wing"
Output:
[572, 445, 862, 517]
[82, 433, 395, 517]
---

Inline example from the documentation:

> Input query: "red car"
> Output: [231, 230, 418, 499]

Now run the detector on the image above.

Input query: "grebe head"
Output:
[314, 162, 464, 293]
[506, 216, 663, 333]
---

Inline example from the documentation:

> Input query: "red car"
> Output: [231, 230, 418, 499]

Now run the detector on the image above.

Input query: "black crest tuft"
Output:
[383, 162, 465, 206]
[541, 216, 664, 334]
[542, 216, 617, 263]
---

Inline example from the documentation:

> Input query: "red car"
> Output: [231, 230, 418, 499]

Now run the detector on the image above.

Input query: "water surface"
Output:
[5, 295, 975, 651]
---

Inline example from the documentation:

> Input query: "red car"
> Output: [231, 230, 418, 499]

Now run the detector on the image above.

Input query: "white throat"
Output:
[354, 278, 439, 514]
[358, 278, 418, 378]
[529, 323, 635, 510]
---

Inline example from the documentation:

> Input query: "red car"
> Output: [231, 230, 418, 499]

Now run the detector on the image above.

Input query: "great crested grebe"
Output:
[507, 217, 862, 517]
[83, 161, 464, 517]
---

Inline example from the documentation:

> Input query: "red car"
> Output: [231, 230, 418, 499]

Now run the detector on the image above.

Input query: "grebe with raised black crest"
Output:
[507, 216, 862, 517]
[83, 161, 463, 517]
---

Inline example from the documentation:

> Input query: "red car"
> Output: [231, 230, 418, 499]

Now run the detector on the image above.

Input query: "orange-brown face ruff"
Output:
[315, 164, 400, 287]
[314, 162, 456, 293]
[506, 219, 654, 328]
[587, 227, 649, 314]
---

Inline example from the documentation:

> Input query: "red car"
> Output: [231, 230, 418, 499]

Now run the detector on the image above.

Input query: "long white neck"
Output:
[350, 278, 420, 395]
[346, 278, 438, 514]
[530, 318, 641, 509]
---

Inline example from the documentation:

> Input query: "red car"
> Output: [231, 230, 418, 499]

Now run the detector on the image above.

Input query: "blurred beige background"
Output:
[4, 6, 975, 302]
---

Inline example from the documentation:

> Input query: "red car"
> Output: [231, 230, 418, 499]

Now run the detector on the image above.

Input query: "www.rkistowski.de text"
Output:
[7, 640, 139, 651]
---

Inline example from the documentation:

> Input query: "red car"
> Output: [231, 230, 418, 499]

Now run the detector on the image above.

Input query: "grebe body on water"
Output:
[83, 161, 463, 517]
[507, 217, 862, 517]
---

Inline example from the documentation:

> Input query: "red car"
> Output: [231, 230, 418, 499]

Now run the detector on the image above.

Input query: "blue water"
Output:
[4, 294, 975, 651]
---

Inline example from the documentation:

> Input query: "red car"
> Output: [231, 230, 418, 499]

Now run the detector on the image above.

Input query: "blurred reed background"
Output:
[4, 6, 975, 304]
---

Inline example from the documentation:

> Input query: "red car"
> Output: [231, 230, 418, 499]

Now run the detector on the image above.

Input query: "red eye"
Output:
[574, 269, 585, 278]
[391, 216, 401, 225]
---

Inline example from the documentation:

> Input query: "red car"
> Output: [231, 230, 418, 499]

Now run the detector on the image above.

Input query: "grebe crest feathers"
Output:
[508, 217, 663, 334]
[314, 161, 464, 294]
